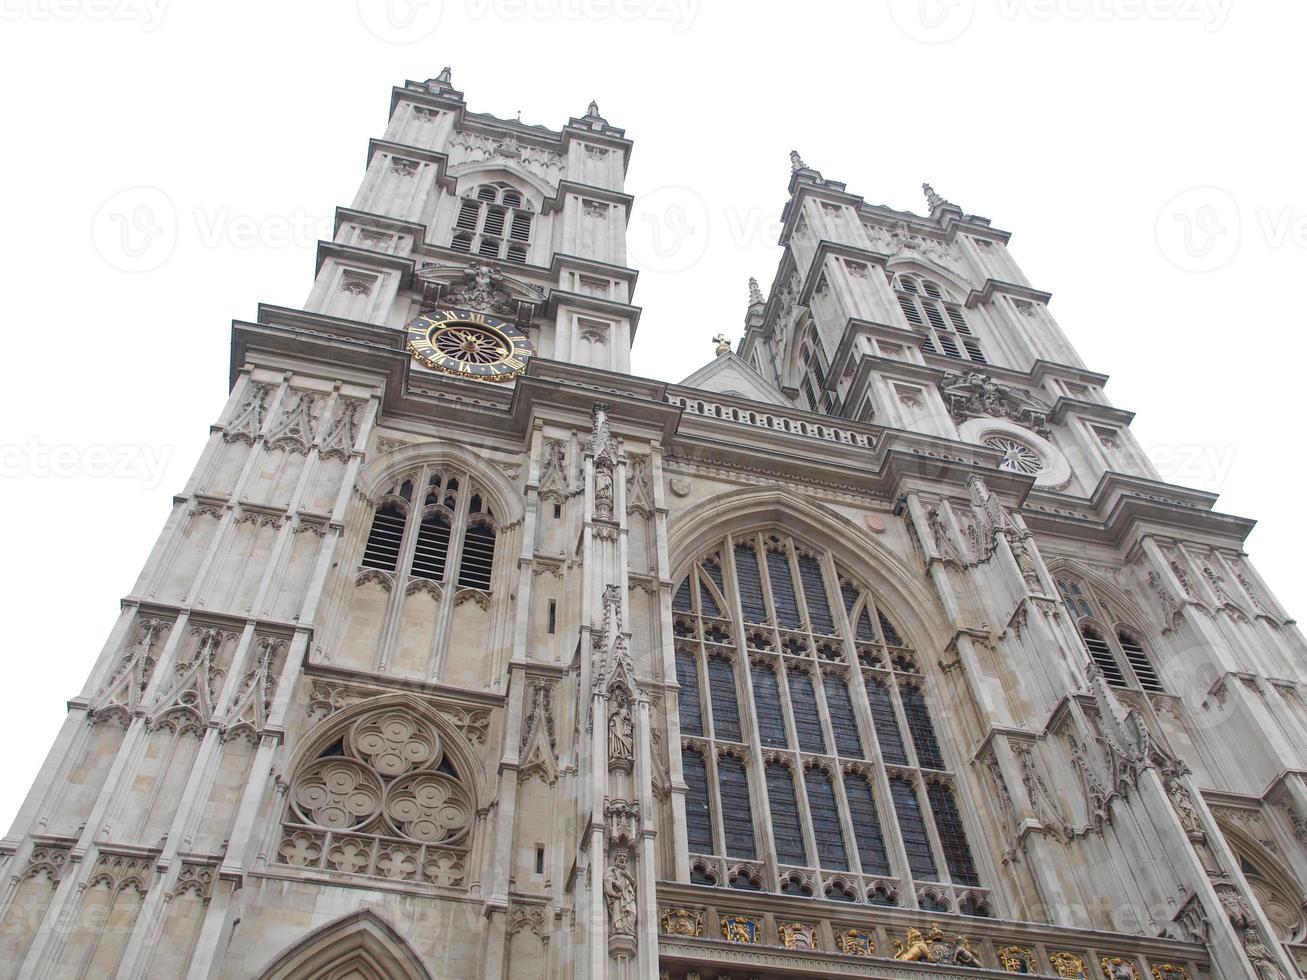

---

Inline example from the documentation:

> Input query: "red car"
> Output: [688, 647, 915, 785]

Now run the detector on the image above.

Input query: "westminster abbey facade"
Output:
[1, 71, 1304, 980]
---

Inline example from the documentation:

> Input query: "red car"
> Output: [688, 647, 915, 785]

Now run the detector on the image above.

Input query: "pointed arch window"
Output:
[893, 274, 985, 363]
[1056, 574, 1164, 693]
[359, 468, 500, 594]
[672, 530, 983, 905]
[450, 181, 534, 263]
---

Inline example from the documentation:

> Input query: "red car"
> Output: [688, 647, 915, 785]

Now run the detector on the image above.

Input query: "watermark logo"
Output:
[1155, 186, 1241, 273]
[627, 186, 710, 274]
[91, 186, 178, 274]
[0, 439, 173, 490]
[463, 0, 700, 31]
[888, 0, 976, 43]
[356, 0, 444, 43]
[0, 0, 169, 31]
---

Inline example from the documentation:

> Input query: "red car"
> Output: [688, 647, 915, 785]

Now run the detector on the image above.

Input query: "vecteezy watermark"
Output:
[627, 186, 711, 275]
[92, 186, 332, 271]
[994, 0, 1232, 29]
[888, 0, 976, 44]
[890, 0, 1230, 42]
[1155, 186, 1242, 273]
[91, 186, 178, 274]
[356, 0, 443, 43]
[1144, 442, 1236, 489]
[193, 207, 333, 250]
[0, 439, 173, 490]
[0, 0, 169, 31]
[464, 0, 700, 31]
[1155, 187, 1307, 273]
[627, 188, 784, 275]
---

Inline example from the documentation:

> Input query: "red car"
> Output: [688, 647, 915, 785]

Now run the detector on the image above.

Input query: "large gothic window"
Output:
[277, 707, 475, 888]
[360, 468, 499, 595]
[672, 531, 986, 911]
[893, 274, 986, 364]
[1055, 575, 1164, 693]
[450, 182, 534, 262]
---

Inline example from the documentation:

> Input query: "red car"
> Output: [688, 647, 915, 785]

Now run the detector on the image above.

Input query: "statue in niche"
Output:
[594, 463, 615, 520]
[604, 849, 637, 936]
[1163, 771, 1203, 837]
[608, 699, 634, 763]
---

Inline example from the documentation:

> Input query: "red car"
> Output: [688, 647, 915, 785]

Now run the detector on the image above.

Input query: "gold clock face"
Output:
[405, 307, 535, 382]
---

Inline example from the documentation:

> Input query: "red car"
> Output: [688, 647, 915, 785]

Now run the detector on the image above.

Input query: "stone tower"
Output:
[1, 74, 1304, 980]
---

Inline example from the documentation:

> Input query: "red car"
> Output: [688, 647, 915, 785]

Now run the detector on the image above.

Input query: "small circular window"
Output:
[983, 434, 1043, 475]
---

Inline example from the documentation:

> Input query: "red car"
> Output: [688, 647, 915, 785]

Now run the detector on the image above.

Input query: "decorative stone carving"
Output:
[836, 929, 875, 956]
[660, 908, 702, 937]
[1101, 958, 1142, 980]
[448, 130, 565, 180]
[519, 680, 557, 783]
[224, 382, 271, 444]
[93, 617, 166, 720]
[1151, 964, 1188, 980]
[1051, 951, 1089, 979]
[1162, 770, 1204, 838]
[319, 399, 361, 460]
[506, 902, 547, 939]
[173, 861, 216, 900]
[999, 946, 1036, 973]
[603, 849, 637, 937]
[417, 260, 543, 320]
[778, 922, 818, 951]
[278, 705, 474, 887]
[625, 453, 655, 516]
[537, 437, 570, 500]
[720, 915, 761, 944]
[940, 371, 1052, 438]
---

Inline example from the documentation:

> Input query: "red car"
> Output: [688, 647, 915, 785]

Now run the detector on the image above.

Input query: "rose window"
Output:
[982, 434, 1043, 475]
[278, 707, 474, 887]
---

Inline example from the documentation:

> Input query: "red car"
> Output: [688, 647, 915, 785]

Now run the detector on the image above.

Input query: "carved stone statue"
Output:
[927, 506, 961, 565]
[894, 928, 934, 962]
[1164, 772, 1203, 836]
[607, 700, 634, 763]
[603, 849, 637, 936]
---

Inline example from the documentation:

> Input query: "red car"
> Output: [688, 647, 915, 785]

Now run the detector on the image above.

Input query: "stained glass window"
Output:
[844, 774, 891, 875]
[787, 669, 826, 753]
[751, 663, 788, 748]
[765, 762, 806, 865]
[682, 748, 713, 852]
[717, 755, 756, 858]
[675, 650, 703, 736]
[707, 656, 742, 742]
[675, 532, 978, 899]
[805, 767, 848, 870]
[927, 781, 979, 886]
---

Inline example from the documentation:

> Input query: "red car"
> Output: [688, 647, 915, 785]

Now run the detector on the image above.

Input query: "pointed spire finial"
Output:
[748, 277, 764, 307]
[713, 333, 732, 356]
[436, 66, 452, 84]
[923, 182, 951, 211]
[790, 150, 807, 173]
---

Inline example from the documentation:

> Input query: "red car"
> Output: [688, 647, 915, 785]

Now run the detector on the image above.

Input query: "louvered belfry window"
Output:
[893, 274, 986, 363]
[449, 181, 534, 262]
[359, 467, 498, 592]
[672, 531, 984, 908]
[1055, 575, 1165, 693]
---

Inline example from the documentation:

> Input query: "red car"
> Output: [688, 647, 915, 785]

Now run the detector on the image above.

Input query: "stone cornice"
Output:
[543, 290, 643, 336]
[331, 207, 427, 242]
[540, 180, 635, 221]
[313, 240, 415, 278]
[1050, 398, 1136, 427]
[364, 138, 456, 193]
[965, 279, 1054, 309]
[546, 252, 640, 288]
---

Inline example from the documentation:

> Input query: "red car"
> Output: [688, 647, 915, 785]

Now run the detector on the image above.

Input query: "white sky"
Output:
[0, 1, 1302, 832]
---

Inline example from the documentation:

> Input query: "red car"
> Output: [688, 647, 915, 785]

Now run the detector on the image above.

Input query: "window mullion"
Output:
[722, 532, 778, 876]
[441, 470, 475, 586]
